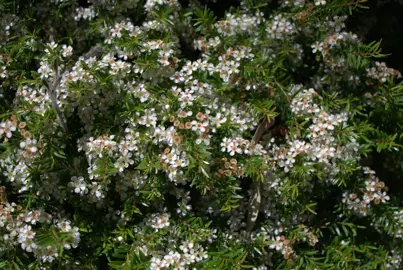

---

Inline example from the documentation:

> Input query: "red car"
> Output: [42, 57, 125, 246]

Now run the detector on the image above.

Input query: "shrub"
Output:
[0, 0, 403, 269]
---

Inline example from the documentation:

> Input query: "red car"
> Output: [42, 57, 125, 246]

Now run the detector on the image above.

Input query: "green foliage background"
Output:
[0, 0, 402, 269]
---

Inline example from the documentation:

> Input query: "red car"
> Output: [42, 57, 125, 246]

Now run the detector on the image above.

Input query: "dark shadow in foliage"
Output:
[179, 0, 241, 18]
[346, 0, 403, 199]
[347, 0, 403, 72]
[77, 0, 92, 8]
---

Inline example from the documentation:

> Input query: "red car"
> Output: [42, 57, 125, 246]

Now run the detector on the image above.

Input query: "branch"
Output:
[338, 0, 366, 7]
[82, 44, 104, 59]
[246, 117, 275, 237]
[42, 58, 68, 133]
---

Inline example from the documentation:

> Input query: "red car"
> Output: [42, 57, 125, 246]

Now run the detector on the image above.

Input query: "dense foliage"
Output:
[1, 0, 403, 269]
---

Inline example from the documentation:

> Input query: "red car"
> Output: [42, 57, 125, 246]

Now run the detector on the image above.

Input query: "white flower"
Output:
[365, 180, 376, 192]
[0, 66, 7, 78]
[62, 44, 73, 57]
[149, 213, 170, 231]
[21, 238, 37, 252]
[311, 42, 323, 53]
[38, 61, 52, 79]
[379, 192, 390, 203]
[0, 120, 17, 138]
[70, 176, 88, 195]
[44, 41, 58, 54]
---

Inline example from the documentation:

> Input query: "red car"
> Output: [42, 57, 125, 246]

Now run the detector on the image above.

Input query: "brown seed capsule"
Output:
[0, 186, 5, 203]
[173, 135, 182, 145]
[170, 57, 179, 67]
[185, 122, 192, 129]
[377, 181, 385, 188]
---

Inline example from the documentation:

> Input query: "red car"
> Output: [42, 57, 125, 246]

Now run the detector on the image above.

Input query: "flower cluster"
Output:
[0, 199, 80, 263]
[342, 167, 390, 216]
[74, 7, 97, 21]
[266, 14, 297, 40]
[150, 241, 208, 270]
[215, 12, 265, 37]
[0, 65, 7, 79]
[0, 14, 19, 43]
[268, 87, 352, 174]
[144, 0, 180, 12]
[14, 86, 50, 116]
[221, 137, 266, 156]
[366, 61, 402, 83]
[0, 117, 17, 139]
[69, 176, 88, 195]
[312, 32, 359, 58]
[268, 235, 296, 263]
[386, 251, 403, 270]
[148, 212, 171, 231]
[212, 46, 254, 82]
[214, 157, 244, 178]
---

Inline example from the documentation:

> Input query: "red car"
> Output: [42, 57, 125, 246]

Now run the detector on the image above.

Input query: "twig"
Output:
[82, 44, 104, 59]
[274, 79, 290, 103]
[252, 117, 276, 145]
[338, 0, 366, 7]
